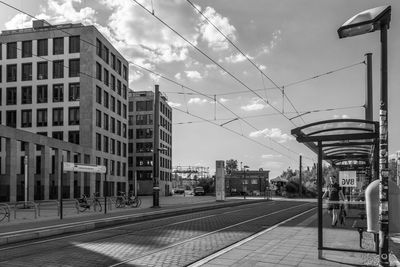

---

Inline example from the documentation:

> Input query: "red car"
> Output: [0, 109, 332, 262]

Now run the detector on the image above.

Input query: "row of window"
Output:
[1, 36, 80, 60]
[127, 155, 171, 169]
[160, 101, 172, 120]
[1, 107, 79, 128]
[95, 109, 127, 137]
[96, 86, 127, 118]
[0, 83, 79, 106]
[96, 38, 128, 81]
[160, 129, 172, 146]
[95, 133, 127, 157]
[0, 60, 79, 83]
[96, 63, 128, 100]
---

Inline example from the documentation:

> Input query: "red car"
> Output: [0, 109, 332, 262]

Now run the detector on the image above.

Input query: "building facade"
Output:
[128, 90, 172, 196]
[0, 21, 129, 201]
[226, 169, 270, 196]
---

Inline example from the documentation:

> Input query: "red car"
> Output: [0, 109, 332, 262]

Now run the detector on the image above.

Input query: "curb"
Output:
[0, 199, 266, 246]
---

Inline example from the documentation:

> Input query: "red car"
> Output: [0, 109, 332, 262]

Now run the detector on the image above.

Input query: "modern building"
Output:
[128, 89, 172, 196]
[0, 20, 129, 201]
[226, 169, 270, 196]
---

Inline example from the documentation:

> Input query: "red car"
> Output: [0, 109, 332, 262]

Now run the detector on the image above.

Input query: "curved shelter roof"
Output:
[291, 119, 379, 167]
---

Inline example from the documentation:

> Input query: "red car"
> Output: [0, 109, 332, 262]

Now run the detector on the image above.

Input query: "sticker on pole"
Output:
[339, 171, 357, 187]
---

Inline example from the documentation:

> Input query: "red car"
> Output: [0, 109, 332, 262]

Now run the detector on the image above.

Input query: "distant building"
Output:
[0, 20, 129, 201]
[128, 90, 172, 196]
[226, 169, 270, 196]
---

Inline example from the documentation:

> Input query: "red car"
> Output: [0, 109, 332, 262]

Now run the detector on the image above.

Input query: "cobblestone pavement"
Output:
[0, 200, 315, 267]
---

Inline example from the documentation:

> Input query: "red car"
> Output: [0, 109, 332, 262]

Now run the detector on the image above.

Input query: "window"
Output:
[69, 107, 79, 125]
[136, 128, 153, 139]
[123, 144, 127, 158]
[37, 85, 48, 103]
[110, 160, 115, 175]
[111, 53, 116, 69]
[136, 114, 153, 125]
[96, 133, 101, 151]
[122, 123, 127, 138]
[52, 60, 64, 79]
[110, 139, 115, 154]
[22, 41, 32, 58]
[69, 83, 80, 101]
[96, 38, 102, 57]
[52, 131, 63, 141]
[129, 101, 133, 111]
[136, 100, 153, 111]
[104, 91, 109, 108]
[117, 100, 121, 115]
[22, 63, 32, 81]
[117, 59, 121, 75]
[6, 87, 17, 105]
[117, 161, 121, 176]
[136, 156, 152, 167]
[37, 62, 48, 80]
[136, 142, 153, 153]
[103, 136, 109, 153]
[52, 108, 63, 126]
[110, 75, 115, 91]
[68, 131, 79, 144]
[96, 86, 102, 104]
[123, 85, 127, 99]
[96, 109, 101, 127]
[123, 104, 127, 119]
[110, 117, 115, 133]
[110, 96, 115, 112]
[53, 84, 64, 102]
[69, 59, 80, 77]
[53, 37, 64, 55]
[128, 115, 134, 125]
[117, 80, 121, 95]
[7, 42, 17, 59]
[37, 39, 48, 56]
[102, 45, 109, 63]
[6, 64, 17, 82]
[20, 109, 32, 128]
[69, 36, 80, 53]
[21, 86, 32, 104]
[96, 62, 102, 81]
[6, 110, 16, 128]
[117, 120, 121, 136]
[103, 69, 109, 86]
[0, 65, 2, 83]
[37, 109, 48, 127]
[103, 113, 109, 130]
[123, 65, 128, 80]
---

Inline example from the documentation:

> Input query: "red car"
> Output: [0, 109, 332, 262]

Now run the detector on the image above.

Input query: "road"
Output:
[0, 200, 315, 267]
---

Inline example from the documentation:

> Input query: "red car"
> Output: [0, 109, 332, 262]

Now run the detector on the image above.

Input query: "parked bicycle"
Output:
[0, 204, 10, 222]
[115, 192, 141, 208]
[77, 193, 102, 212]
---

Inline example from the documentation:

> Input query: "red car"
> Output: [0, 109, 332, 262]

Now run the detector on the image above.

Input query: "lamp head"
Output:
[338, 5, 391, 38]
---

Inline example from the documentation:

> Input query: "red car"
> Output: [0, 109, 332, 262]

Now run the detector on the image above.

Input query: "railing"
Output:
[13, 201, 38, 220]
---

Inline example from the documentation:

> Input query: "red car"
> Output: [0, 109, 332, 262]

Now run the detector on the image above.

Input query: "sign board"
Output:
[339, 171, 357, 187]
[63, 162, 107, 174]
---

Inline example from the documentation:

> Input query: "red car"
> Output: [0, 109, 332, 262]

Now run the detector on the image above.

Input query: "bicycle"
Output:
[76, 193, 102, 212]
[115, 192, 141, 208]
[0, 204, 10, 222]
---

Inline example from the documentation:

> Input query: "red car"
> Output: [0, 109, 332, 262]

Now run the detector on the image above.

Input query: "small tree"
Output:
[225, 159, 238, 175]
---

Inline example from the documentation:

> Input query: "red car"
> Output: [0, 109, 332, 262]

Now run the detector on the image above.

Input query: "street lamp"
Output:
[243, 165, 249, 199]
[338, 6, 391, 267]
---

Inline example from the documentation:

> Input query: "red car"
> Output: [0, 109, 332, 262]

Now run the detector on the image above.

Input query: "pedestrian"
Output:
[322, 176, 345, 227]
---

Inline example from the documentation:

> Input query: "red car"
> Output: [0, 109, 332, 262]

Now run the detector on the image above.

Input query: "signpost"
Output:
[339, 171, 357, 187]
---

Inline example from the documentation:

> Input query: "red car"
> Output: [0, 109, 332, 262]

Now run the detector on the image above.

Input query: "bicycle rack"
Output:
[0, 203, 11, 222]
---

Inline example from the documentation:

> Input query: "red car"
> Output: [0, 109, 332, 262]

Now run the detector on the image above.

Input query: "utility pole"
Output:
[152, 85, 160, 208]
[299, 154, 302, 198]
[365, 53, 373, 121]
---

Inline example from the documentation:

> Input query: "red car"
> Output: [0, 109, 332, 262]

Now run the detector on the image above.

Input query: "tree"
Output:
[225, 159, 238, 175]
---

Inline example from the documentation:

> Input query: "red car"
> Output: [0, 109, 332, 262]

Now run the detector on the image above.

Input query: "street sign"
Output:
[339, 170, 357, 187]
[63, 162, 107, 173]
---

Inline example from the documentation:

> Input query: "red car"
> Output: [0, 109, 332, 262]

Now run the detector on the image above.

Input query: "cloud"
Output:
[241, 99, 266, 111]
[175, 73, 182, 80]
[167, 101, 182, 108]
[198, 6, 236, 51]
[219, 98, 229, 103]
[249, 128, 294, 143]
[259, 29, 282, 55]
[185, 70, 203, 81]
[225, 53, 253, 63]
[259, 65, 267, 71]
[188, 97, 209, 105]
[261, 154, 283, 159]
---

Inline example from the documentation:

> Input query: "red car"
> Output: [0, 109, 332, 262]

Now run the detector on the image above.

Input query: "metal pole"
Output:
[243, 169, 246, 200]
[24, 155, 28, 207]
[379, 24, 389, 267]
[60, 156, 63, 220]
[365, 53, 373, 121]
[152, 85, 160, 208]
[317, 142, 323, 259]
[299, 154, 302, 198]
[104, 171, 107, 214]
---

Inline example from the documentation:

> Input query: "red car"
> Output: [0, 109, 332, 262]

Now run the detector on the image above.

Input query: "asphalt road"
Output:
[0, 200, 316, 267]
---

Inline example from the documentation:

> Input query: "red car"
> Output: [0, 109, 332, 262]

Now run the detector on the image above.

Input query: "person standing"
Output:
[322, 176, 345, 227]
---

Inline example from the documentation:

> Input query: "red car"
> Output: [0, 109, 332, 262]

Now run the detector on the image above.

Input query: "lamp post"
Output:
[153, 85, 160, 208]
[338, 6, 391, 267]
[243, 165, 249, 199]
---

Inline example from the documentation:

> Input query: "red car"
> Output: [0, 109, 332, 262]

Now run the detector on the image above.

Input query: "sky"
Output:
[1, 0, 399, 178]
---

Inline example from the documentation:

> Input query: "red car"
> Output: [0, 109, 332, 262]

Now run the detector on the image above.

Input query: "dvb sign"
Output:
[339, 171, 357, 187]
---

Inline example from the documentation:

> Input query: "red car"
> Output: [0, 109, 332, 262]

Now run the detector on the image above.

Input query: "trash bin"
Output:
[365, 179, 400, 233]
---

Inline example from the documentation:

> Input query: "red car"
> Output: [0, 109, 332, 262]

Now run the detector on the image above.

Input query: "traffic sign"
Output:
[339, 170, 357, 187]
[63, 162, 107, 173]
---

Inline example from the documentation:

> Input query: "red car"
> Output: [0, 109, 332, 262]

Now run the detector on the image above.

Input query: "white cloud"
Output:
[175, 73, 182, 80]
[188, 98, 209, 105]
[259, 64, 267, 71]
[241, 99, 266, 111]
[225, 53, 253, 63]
[219, 98, 229, 103]
[185, 70, 203, 81]
[167, 101, 182, 108]
[261, 154, 283, 159]
[260, 29, 282, 55]
[198, 6, 236, 51]
[249, 128, 294, 143]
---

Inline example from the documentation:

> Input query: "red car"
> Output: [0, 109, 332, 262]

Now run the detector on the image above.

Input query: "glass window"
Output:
[117, 141, 121, 156]
[103, 136, 109, 153]
[37, 62, 48, 80]
[96, 133, 101, 151]
[69, 83, 80, 101]
[102, 45, 109, 63]
[69, 36, 80, 53]
[52, 131, 63, 141]
[111, 117, 115, 133]
[69, 107, 79, 125]
[123, 65, 128, 81]
[53, 37, 64, 55]
[53, 84, 63, 102]
[52, 108, 63, 126]
[104, 91, 109, 108]
[96, 39, 102, 57]
[136, 100, 153, 111]
[110, 75, 115, 91]
[21, 86, 32, 104]
[117, 120, 121, 136]
[110, 96, 115, 112]
[123, 85, 127, 99]
[22, 63, 32, 81]
[117, 100, 121, 115]
[110, 139, 115, 155]
[68, 131, 79, 144]
[96, 86, 102, 104]
[6, 64, 17, 82]
[22, 41, 32, 58]
[37, 39, 48, 56]
[96, 109, 101, 127]
[111, 53, 116, 69]
[6, 110, 17, 128]
[69, 59, 80, 77]
[7, 42, 17, 59]
[96, 62, 102, 81]
[136, 128, 153, 139]
[53, 60, 64, 79]
[21, 109, 32, 128]
[103, 68, 109, 86]
[37, 85, 48, 103]
[117, 80, 121, 95]
[129, 101, 133, 111]
[37, 109, 48, 127]
[6, 87, 17, 105]
[122, 123, 127, 138]
[117, 59, 121, 75]
[103, 113, 109, 130]
[123, 104, 127, 119]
